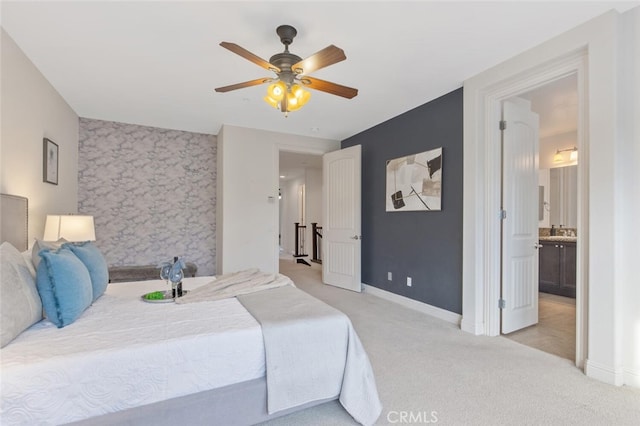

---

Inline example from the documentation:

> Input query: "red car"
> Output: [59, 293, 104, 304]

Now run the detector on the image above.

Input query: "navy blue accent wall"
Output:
[342, 88, 463, 313]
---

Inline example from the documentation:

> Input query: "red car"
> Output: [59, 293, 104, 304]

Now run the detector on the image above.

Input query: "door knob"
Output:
[351, 235, 360, 240]
[534, 243, 542, 249]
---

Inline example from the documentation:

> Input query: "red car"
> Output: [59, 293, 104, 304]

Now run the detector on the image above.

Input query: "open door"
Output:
[501, 99, 540, 334]
[322, 145, 361, 292]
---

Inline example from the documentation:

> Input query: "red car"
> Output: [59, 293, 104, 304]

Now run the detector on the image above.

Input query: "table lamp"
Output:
[43, 215, 96, 242]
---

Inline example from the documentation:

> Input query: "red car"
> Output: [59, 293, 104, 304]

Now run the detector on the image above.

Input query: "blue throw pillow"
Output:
[63, 242, 109, 301]
[36, 247, 93, 328]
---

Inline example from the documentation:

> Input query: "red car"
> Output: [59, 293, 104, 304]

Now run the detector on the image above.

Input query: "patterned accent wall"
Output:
[78, 118, 216, 275]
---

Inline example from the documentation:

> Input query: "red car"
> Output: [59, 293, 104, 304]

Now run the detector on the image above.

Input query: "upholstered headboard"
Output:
[0, 194, 28, 251]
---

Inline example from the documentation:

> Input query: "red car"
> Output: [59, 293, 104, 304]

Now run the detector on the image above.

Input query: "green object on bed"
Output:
[143, 291, 165, 300]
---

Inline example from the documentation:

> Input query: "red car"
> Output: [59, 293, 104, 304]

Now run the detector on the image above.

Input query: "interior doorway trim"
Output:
[476, 49, 588, 367]
[274, 143, 328, 274]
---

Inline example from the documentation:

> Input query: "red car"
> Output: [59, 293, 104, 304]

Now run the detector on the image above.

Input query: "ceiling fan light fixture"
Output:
[291, 84, 311, 107]
[287, 102, 302, 112]
[267, 81, 286, 101]
[264, 82, 311, 113]
[290, 84, 304, 98]
[264, 95, 279, 109]
[299, 89, 311, 106]
[217, 25, 356, 117]
[288, 86, 311, 112]
[287, 98, 301, 113]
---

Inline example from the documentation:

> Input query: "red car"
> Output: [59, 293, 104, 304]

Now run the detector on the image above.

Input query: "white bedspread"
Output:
[175, 268, 294, 304]
[0, 277, 265, 425]
[238, 286, 382, 426]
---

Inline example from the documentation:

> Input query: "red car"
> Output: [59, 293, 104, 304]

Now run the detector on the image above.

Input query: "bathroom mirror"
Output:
[538, 186, 544, 221]
[549, 165, 577, 228]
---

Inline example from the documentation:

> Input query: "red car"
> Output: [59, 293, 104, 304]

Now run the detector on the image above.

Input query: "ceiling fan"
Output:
[215, 25, 358, 115]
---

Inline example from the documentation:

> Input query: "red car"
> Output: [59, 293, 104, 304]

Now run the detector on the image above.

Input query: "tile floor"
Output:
[504, 292, 576, 361]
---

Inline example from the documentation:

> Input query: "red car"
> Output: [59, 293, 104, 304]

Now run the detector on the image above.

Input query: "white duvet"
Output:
[0, 277, 265, 425]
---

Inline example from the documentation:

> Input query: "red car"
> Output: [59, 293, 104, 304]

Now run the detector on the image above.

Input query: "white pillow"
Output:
[31, 238, 67, 270]
[1, 242, 43, 348]
[22, 246, 36, 279]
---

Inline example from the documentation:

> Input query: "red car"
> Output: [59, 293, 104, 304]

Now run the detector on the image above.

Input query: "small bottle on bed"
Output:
[171, 256, 184, 298]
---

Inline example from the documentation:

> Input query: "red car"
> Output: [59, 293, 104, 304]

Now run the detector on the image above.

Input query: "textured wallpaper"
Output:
[78, 118, 217, 275]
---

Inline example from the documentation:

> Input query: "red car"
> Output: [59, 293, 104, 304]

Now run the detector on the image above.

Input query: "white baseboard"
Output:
[362, 284, 461, 325]
[585, 359, 624, 386]
[624, 368, 640, 388]
[460, 318, 485, 335]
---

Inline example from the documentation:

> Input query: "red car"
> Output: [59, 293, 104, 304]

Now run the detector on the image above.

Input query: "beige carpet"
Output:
[260, 259, 640, 425]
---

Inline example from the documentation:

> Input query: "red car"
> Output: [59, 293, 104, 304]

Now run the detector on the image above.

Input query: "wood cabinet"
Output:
[538, 240, 576, 298]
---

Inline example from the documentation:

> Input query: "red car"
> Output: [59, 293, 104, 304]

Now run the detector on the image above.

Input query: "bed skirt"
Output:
[66, 377, 336, 426]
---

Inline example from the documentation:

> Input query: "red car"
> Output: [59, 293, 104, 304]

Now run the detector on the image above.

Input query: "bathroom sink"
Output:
[539, 235, 577, 242]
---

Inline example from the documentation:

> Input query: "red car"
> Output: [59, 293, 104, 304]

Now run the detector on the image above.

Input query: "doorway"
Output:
[501, 75, 579, 362]
[278, 150, 323, 266]
[466, 49, 589, 368]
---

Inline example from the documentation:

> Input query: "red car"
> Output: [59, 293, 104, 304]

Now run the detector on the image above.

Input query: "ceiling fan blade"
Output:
[215, 77, 272, 93]
[301, 76, 358, 99]
[291, 45, 346, 75]
[220, 42, 280, 73]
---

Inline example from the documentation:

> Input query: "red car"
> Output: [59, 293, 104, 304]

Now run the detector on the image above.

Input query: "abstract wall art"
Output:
[386, 147, 442, 211]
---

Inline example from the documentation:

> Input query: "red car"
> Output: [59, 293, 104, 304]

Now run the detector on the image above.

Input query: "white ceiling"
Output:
[2, 1, 636, 141]
[280, 75, 580, 179]
[520, 74, 578, 140]
[279, 151, 322, 182]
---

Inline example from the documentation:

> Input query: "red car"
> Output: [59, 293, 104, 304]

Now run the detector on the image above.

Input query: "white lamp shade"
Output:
[43, 215, 96, 242]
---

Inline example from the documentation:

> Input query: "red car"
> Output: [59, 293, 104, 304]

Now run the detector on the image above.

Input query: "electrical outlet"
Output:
[407, 277, 412, 287]
[388, 272, 392, 281]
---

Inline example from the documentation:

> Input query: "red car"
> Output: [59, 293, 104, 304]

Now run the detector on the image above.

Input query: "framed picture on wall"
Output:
[386, 147, 442, 212]
[43, 138, 59, 185]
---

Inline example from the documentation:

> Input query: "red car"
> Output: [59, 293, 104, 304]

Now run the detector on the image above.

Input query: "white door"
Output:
[501, 99, 540, 334]
[322, 145, 362, 292]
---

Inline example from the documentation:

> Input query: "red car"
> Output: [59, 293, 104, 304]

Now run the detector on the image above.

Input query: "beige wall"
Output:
[619, 5, 640, 388]
[304, 167, 323, 258]
[0, 29, 79, 245]
[279, 175, 306, 256]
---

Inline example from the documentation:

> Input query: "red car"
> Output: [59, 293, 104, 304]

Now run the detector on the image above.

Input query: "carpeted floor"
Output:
[260, 259, 640, 425]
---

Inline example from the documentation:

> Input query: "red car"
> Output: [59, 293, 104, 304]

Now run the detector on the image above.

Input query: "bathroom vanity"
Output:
[538, 236, 576, 298]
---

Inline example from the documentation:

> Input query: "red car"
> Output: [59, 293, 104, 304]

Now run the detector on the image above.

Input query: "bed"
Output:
[0, 195, 381, 425]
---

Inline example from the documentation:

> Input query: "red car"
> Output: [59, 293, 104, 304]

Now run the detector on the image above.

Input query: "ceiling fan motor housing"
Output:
[272, 25, 302, 86]
[276, 25, 297, 46]
[269, 52, 302, 85]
